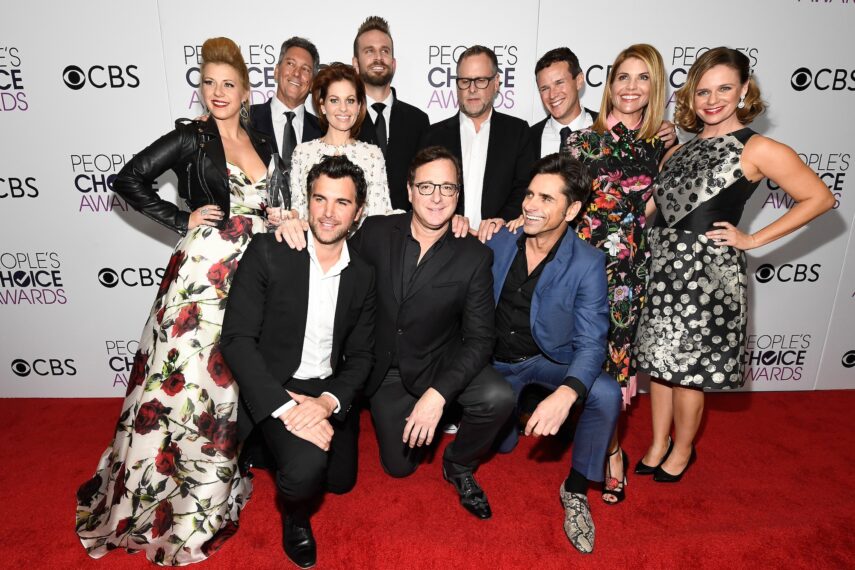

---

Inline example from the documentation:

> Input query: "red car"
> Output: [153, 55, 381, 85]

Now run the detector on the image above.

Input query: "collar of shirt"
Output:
[515, 224, 567, 262]
[459, 109, 493, 134]
[306, 230, 350, 278]
[271, 96, 305, 122]
[547, 108, 593, 135]
[366, 90, 394, 118]
[404, 213, 453, 249]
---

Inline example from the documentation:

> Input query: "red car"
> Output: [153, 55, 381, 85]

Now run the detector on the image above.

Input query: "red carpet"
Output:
[2, 391, 854, 569]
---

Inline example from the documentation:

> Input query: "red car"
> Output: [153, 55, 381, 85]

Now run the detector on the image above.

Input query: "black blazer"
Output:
[250, 98, 323, 148]
[350, 213, 495, 402]
[113, 118, 274, 235]
[220, 233, 376, 440]
[357, 89, 430, 211]
[420, 110, 535, 221]
[530, 107, 600, 157]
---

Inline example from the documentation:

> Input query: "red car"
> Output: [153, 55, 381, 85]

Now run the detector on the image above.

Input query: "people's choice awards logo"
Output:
[62, 64, 140, 90]
[182, 44, 276, 110]
[0, 46, 28, 111]
[10, 358, 77, 377]
[764, 152, 847, 210]
[425, 44, 518, 111]
[0, 251, 67, 305]
[743, 333, 811, 383]
[70, 153, 147, 213]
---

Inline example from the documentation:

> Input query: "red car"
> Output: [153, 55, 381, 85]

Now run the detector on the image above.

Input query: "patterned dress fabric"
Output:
[289, 139, 393, 222]
[634, 128, 760, 389]
[564, 123, 664, 403]
[76, 164, 267, 565]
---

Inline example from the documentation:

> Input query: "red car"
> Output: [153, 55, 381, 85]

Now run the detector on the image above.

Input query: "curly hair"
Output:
[311, 63, 367, 138]
[674, 47, 766, 133]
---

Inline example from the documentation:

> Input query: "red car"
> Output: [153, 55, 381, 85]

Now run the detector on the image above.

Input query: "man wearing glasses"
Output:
[350, 145, 514, 520]
[421, 45, 536, 243]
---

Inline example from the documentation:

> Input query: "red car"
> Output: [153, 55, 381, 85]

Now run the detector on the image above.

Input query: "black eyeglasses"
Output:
[455, 75, 497, 90]
[414, 182, 460, 196]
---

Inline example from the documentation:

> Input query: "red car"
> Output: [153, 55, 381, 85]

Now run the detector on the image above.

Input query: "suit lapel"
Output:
[290, 251, 311, 352]
[331, 262, 356, 362]
[491, 233, 519, 304]
[403, 232, 457, 302]
[482, 112, 504, 217]
[531, 229, 575, 324]
[389, 218, 406, 304]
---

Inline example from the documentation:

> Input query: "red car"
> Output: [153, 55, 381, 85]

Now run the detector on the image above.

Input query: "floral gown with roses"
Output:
[564, 124, 664, 404]
[76, 164, 267, 566]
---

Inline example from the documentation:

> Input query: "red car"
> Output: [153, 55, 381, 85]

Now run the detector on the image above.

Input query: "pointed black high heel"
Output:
[602, 447, 628, 505]
[634, 437, 673, 476]
[653, 446, 696, 483]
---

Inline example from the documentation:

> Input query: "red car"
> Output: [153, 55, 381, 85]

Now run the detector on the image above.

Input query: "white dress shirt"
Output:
[540, 109, 595, 157]
[270, 96, 306, 156]
[460, 110, 492, 229]
[270, 232, 349, 418]
[366, 90, 394, 144]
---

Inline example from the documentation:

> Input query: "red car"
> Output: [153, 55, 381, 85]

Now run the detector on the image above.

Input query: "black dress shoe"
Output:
[634, 437, 674, 475]
[442, 467, 492, 519]
[282, 515, 317, 568]
[653, 446, 696, 483]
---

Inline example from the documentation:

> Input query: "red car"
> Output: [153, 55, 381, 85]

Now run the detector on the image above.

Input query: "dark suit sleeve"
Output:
[220, 236, 292, 421]
[562, 253, 609, 393]
[112, 128, 191, 235]
[498, 122, 536, 221]
[328, 267, 376, 418]
[431, 248, 496, 401]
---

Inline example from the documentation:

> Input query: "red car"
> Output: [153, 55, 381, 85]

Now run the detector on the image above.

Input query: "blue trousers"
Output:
[493, 355, 621, 482]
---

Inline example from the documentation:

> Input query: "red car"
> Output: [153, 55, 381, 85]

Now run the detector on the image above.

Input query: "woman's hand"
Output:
[705, 221, 757, 250]
[506, 214, 525, 233]
[274, 214, 309, 250]
[188, 205, 223, 229]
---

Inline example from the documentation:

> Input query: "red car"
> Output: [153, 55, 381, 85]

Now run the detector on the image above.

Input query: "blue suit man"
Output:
[485, 153, 620, 554]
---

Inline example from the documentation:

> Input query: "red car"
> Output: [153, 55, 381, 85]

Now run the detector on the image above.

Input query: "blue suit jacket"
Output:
[487, 226, 609, 393]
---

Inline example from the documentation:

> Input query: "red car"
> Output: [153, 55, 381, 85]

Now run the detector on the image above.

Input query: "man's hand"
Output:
[451, 214, 471, 238]
[524, 385, 578, 437]
[283, 418, 334, 451]
[476, 218, 505, 243]
[657, 120, 677, 148]
[280, 391, 336, 432]
[505, 214, 525, 234]
[274, 214, 308, 249]
[402, 388, 446, 448]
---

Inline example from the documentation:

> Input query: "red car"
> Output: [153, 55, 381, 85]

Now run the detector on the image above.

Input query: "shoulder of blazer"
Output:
[585, 107, 600, 123]
[491, 110, 529, 134]
[305, 111, 321, 127]
[453, 232, 493, 260]
[563, 230, 606, 266]
[530, 116, 549, 136]
[392, 97, 429, 125]
[485, 226, 519, 252]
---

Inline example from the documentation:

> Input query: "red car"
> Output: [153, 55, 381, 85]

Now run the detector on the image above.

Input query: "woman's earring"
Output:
[737, 96, 745, 109]
[240, 102, 249, 120]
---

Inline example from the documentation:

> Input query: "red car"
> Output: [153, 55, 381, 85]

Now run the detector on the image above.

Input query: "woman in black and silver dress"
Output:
[633, 48, 834, 482]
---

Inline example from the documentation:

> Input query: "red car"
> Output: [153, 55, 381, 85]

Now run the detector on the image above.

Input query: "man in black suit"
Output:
[351, 146, 514, 520]
[420, 45, 536, 242]
[531, 47, 676, 158]
[250, 37, 323, 165]
[221, 156, 375, 568]
[352, 16, 430, 211]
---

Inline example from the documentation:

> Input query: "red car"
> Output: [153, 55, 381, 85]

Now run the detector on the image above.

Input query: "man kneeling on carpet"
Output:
[484, 153, 621, 553]
[221, 155, 376, 568]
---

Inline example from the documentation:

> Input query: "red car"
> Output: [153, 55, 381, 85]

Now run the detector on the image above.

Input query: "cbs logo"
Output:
[842, 350, 855, 369]
[11, 358, 77, 377]
[754, 263, 820, 284]
[62, 65, 140, 91]
[791, 67, 855, 92]
[98, 267, 165, 288]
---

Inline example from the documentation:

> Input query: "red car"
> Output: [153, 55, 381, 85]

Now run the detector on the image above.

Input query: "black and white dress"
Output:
[634, 128, 759, 389]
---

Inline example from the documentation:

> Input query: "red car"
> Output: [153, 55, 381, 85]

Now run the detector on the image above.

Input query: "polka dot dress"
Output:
[634, 128, 760, 390]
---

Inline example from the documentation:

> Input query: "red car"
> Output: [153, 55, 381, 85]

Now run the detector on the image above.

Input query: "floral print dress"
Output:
[564, 123, 664, 404]
[76, 164, 267, 565]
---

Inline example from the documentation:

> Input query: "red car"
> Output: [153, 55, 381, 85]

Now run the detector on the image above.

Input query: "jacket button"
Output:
[397, 329, 403, 335]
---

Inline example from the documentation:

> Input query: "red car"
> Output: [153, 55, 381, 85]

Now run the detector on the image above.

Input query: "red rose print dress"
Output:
[76, 164, 266, 565]
[564, 124, 664, 405]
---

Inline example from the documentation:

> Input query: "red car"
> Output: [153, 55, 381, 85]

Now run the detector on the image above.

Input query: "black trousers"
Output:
[258, 404, 360, 517]
[369, 365, 514, 477]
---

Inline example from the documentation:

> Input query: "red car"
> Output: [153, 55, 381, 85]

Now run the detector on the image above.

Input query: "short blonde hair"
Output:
[591, 44, 666, 141]
[674, 47, 765, 133]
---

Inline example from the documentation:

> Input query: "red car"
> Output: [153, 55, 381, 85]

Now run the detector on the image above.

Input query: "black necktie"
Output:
[281, 111, 297, 165]
[372, 102, 388, 156]
[559, 126, 572, 150]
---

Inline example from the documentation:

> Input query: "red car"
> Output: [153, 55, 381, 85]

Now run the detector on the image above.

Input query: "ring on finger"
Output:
[201, 208, 208, 215]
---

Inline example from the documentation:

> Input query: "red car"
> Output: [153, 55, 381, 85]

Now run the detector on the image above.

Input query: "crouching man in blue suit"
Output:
[485, 153, 620, 554]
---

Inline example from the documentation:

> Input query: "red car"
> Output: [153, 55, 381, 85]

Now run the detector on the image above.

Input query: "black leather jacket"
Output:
[113, 118, 274, 235]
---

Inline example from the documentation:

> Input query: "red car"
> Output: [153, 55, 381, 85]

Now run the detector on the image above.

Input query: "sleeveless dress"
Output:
[75, 164, 267, 565]
[634, 128, 759, 389]
[564, 123, 664, 404]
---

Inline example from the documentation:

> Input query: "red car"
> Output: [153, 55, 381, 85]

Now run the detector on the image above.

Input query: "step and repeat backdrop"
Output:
[1, 0, 853, 397]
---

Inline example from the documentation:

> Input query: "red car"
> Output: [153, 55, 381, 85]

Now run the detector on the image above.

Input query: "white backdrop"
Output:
[1, 0, 852, 397]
